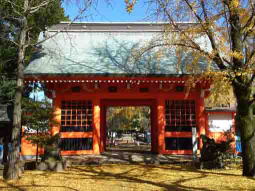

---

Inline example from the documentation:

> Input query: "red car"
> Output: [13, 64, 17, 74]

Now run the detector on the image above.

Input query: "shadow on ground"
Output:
[0, 148, 248, 191]
[0, 162, 247, 191]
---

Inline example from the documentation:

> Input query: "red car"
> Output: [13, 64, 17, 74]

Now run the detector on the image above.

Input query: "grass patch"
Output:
[0, 163, 254, 191]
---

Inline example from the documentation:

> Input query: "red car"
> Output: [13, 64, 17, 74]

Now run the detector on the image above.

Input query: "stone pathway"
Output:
[63, 151, 194, 166]
[0, 152, 195, 176]
[63, 143, 195, 165]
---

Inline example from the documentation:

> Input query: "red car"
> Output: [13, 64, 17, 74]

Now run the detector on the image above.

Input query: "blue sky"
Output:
[63, 0, 154, 22]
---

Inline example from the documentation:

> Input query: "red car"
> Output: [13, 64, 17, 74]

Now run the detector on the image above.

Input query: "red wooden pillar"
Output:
[231, 112, 237, 153]
[100, 104, 107, 153]
[157, 97, 165, 154]
[93, 98, 101, 154]
[52, 96, 61, 135]
[150, 104, 156, 153]
[197, 90, 206, 150]
[205, 111, 209, 136]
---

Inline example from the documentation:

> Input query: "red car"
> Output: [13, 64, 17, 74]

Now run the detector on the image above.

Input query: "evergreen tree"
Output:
[0, 0, 68, 180]
[22, 97, 58, 164]
[0, 1, 68, 104]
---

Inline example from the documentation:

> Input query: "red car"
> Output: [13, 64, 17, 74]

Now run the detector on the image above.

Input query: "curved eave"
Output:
[49, 22, 199, 33]
[205, 108, 236, 113]
[24, 73, 211, 89]
[24, 72, 190, 78]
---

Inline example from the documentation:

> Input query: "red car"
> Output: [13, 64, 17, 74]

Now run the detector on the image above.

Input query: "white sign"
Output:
[208, 113, 233, 132]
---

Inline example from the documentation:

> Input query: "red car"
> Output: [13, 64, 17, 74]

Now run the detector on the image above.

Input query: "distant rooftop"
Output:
[48, 22, 198, 32]
[205, 107, 236, 113]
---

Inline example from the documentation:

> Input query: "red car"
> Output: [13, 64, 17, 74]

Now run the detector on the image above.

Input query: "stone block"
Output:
[37, 162, 48, 171]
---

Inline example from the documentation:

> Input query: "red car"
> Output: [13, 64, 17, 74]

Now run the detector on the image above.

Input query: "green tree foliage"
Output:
[0, 0, 68, 180]
[107, 107, 150, 132]
[0, 0, 68, 104]
[22, 97, 58, 163]
[0, 21, 17, 103]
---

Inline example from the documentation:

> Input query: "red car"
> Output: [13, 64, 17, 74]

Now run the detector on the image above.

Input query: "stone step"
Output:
[63, 152, 193, 166]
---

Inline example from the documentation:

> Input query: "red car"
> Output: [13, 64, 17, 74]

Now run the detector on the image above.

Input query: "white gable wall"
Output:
[208, 113, 233, 132]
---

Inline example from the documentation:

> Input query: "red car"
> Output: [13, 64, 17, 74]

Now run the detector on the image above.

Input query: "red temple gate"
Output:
[22, 22, 210, 157]
[22, 76, 209, 156]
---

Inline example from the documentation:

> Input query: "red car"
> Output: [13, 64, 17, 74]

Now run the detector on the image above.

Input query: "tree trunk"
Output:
[2, 135, 9, 165]
[233, 82, 255, 177]
[3, 10, 28, 180]
[36, 130, 39, 163]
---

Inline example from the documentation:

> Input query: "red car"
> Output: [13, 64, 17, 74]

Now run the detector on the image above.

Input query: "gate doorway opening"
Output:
[106, 106, 151, 153]
[100, 99, 158, 153]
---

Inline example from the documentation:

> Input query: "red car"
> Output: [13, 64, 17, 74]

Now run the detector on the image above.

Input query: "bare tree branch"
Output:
[157, 0, 228, 70]
[242, 1, 255, 41]
[30, 1, 93, 47]
[29, 0, 54, 14]
[184, 0, 227, 70]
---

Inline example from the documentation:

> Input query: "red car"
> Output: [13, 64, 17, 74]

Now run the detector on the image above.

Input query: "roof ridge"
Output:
[48, 22, 198, 32]
[59, 21, 198, 24]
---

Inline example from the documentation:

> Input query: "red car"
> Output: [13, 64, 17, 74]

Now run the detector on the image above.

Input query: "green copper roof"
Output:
[25, 23, 210, 76]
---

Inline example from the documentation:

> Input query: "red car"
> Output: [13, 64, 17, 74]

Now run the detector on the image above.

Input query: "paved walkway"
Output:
[63, 151, 195, 165]
[63, 143, 195, 165]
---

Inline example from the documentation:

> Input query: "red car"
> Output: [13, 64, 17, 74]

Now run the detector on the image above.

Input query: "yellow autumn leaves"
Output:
[125, 0, 137, 13]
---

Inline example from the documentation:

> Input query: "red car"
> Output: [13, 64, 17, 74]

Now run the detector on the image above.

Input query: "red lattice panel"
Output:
[165, 100, 196, 132]
[61, 100, 93, 132]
